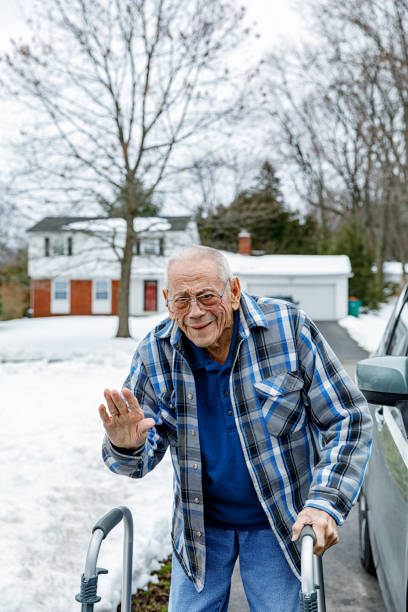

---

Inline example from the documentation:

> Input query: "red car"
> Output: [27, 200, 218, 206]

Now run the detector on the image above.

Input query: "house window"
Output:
[52, 236, 65, 256]
[92, 279, 111, 314]
[133, 238, 164, 256]
[142, 238, 160, 255]
[45, 235, 73, 256]
[51, 279, 70, 314]
[95, 280, 109, 301]
[54, 280, 68, 300]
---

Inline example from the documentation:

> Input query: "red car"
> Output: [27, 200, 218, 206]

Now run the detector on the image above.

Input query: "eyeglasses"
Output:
[166, 279, 230, 314]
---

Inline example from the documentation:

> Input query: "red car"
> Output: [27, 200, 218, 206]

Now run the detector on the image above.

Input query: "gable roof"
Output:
[27, 215, 192, 233]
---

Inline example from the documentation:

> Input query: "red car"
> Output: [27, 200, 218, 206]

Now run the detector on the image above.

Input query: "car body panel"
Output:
[369, 404, 407, 612]
[357, 289, 408, 612]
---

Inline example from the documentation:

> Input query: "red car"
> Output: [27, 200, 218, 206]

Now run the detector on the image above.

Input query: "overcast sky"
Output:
[0, 1, 303, 52]
[0, 1, 305, 220]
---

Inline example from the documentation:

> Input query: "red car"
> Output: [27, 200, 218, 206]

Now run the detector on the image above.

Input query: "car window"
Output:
[387, 301, 408, 355]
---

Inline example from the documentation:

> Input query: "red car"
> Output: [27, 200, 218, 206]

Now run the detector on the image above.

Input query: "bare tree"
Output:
[1, 0, 250, 335]
[258, 0, 408, 298]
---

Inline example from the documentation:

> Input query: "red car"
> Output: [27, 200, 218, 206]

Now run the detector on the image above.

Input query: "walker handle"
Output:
[300, 525, 316, 543]
[92, 508, 124, 539]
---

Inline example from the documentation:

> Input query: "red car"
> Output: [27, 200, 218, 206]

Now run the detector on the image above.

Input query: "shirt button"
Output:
[194, 497, 200, 504]
[193, 463, 198, 470]
[187, 393, 193, 400]
[224, 390, 229, 396]
[197, 531, 202, 537]
[191, 429, 196, 436]
[227, 410, 233, 416]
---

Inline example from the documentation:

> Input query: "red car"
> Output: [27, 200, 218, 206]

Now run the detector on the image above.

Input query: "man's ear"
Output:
[163, 288, 176, 320]
[230, 277, 241, 311]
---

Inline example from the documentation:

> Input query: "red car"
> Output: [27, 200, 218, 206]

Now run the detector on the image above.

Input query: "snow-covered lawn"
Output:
[1, 314, 173, 612]
[0, 300, 395, 611]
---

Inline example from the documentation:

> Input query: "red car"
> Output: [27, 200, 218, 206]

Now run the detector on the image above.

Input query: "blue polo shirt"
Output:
[187, 311, 270, 530]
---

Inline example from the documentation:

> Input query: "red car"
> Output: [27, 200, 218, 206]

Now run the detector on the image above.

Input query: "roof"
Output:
[27, 216, 97, 232]
[222, 252, 352, 276]
[27, 215, 192, 233]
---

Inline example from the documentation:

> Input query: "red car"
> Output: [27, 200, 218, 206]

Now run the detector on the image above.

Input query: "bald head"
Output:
[166, 245, 232, 286]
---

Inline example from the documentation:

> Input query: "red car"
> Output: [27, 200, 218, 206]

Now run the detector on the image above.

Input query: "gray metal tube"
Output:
[301, 534, 315, 596]
[314, 554, 326, 612]
[84, 529, 104, 580]
[119, 506, 133, 612]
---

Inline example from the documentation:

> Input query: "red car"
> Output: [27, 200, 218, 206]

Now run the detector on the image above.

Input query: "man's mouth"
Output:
[190, 321, 213, 330]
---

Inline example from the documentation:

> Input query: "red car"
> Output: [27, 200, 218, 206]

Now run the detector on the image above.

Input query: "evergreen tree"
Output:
[198, 161, 320, 254]
[329, 220, 382, 309]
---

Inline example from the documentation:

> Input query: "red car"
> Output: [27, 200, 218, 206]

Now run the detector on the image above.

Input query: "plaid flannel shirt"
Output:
[102, 292, 372, 592]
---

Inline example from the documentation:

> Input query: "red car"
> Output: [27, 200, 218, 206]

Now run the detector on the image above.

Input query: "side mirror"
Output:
[356, 356, 408, 406]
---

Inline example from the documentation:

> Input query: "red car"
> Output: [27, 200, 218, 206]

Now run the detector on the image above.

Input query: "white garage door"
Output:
[247, 282, 336, 321]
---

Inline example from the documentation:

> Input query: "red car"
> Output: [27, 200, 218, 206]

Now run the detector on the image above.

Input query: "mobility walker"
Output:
[75, 508, 326, 611]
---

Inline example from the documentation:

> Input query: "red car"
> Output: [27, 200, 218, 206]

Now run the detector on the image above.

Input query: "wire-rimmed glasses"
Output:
[166, 279, 230, 314]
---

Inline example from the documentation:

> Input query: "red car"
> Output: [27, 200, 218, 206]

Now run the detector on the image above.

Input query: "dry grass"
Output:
[117, 556, 171, 612]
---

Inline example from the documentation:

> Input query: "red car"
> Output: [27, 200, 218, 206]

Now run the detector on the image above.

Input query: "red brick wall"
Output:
[33, 279, 51, 317]
[71, 280, 92, 315]
[112, 280, 120, 315]
[33, 278, 118, 317]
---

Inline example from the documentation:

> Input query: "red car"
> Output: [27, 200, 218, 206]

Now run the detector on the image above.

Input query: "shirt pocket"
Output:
[158, 390, 178, 446]
[254, 371, 305, 437]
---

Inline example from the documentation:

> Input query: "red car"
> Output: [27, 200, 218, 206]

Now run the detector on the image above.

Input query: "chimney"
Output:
[238, 229, 251, 255]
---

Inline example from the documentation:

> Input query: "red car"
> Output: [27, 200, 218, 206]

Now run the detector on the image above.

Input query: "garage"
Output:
[223, 253, 351, 321]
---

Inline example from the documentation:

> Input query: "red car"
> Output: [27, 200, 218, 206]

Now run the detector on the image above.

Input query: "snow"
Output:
[222, 252, 351, 276]
[65, 217, 171, 233]
[339, 299, 396, 354]
[0, 296, 396, 611]
[0, 313, 173, 612]
[383, 261, 408, 275]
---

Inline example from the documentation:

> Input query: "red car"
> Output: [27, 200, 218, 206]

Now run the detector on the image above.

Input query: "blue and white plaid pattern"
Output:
[102, 292, 372, 592]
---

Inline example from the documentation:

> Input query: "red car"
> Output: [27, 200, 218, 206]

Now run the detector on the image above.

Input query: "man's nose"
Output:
[188, 298, 205, 316]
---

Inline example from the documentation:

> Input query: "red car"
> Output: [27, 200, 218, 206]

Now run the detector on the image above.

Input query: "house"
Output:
[27, 219, 350, 321]
[382, 261, 408, 286]
[27, 215, 199, 317]
[230, 232, 351, 321]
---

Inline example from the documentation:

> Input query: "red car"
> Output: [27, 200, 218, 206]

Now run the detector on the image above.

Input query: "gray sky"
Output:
[0, 1, 305, 218]
[0, 1, 303, 53]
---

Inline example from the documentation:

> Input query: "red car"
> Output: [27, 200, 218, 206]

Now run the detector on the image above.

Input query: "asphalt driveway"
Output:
[228, 321, 384, 611]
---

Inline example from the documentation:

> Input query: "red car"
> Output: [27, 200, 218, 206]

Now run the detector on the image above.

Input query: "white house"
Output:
[27, 215, 199, 317]
[27, 219, 351, 321]
[382, 261, 408, 286]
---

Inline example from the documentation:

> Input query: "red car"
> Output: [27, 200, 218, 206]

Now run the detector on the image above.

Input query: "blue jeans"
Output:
[168, 526, 300, 611]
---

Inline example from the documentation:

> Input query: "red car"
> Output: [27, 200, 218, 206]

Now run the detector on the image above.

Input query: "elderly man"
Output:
[99, 245, 372, 611]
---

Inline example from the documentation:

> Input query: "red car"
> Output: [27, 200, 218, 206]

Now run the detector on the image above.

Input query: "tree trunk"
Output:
[116, 220, 133, 338]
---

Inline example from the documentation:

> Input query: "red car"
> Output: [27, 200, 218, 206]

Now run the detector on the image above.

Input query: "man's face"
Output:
[164, 258, 241, 351]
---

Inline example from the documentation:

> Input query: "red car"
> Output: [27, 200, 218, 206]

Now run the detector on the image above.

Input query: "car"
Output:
[356, 285, 408, 612]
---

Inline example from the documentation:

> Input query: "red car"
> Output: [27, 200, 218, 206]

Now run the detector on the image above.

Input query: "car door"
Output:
[370, 299, 408, 611]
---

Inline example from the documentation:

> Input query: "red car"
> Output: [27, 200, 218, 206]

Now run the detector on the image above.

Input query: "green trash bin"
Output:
[348, 297, 362, 317]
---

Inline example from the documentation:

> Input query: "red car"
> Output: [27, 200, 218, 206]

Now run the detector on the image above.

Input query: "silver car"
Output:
[356, 286, 408, 612]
